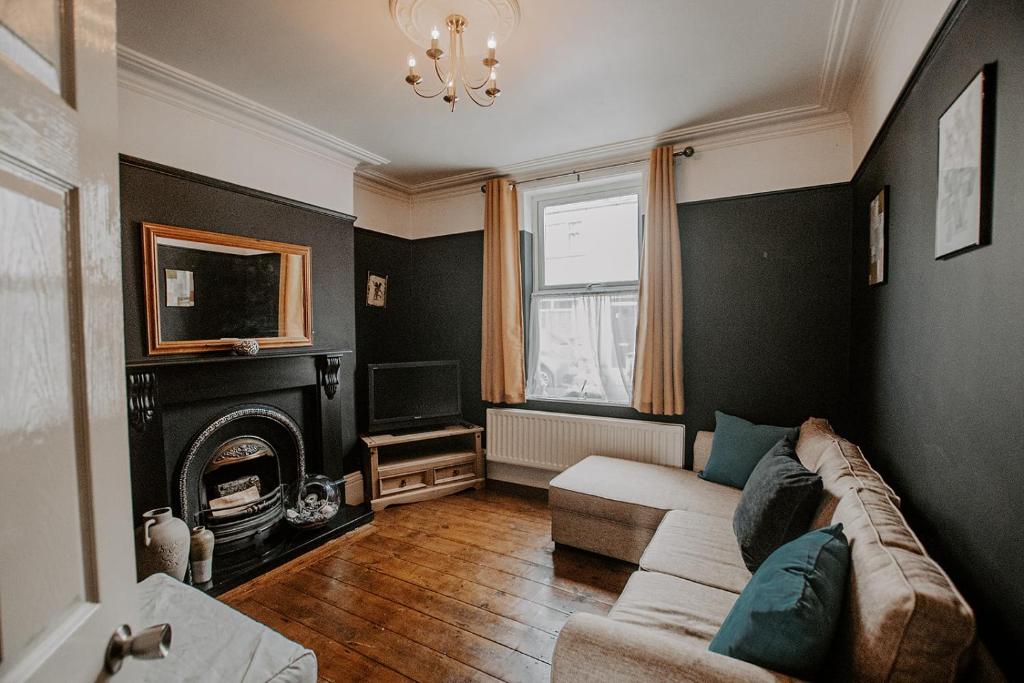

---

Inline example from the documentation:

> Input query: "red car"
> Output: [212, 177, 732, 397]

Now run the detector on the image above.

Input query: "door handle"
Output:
[105, 623, 172, 674]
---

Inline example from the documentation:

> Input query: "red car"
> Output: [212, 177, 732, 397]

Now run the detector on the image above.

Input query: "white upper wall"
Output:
[848, 0, 956, 166]
[119, 86, 357, 214]
[116, 47, 387, 216]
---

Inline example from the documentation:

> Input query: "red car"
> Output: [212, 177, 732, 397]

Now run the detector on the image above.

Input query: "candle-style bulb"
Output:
[489, 67, 497, 81]
[431, 26, 440, 40]
[407, 54, 416, 68]
[487, 34, 497, 50]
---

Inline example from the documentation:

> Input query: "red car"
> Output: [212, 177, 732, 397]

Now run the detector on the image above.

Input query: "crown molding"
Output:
[818, 0, 859, 110]
[357, 104, 849, 197]
[354, 173, 412, 204]
[117, 45, 389, 169]
[845, 0, 901, 115]
[355, 108, 851, 204]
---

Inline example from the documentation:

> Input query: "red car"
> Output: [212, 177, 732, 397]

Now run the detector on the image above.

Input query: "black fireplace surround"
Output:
[120, 156, 372, 594]
[125, 351, 370, 593]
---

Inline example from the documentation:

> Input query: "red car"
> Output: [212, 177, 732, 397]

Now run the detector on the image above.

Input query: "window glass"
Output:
[541, 194, 639, 287]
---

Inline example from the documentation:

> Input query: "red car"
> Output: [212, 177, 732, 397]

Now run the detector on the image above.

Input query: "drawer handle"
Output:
[452, 469, 460, 476]
[399, 478, 407, 488]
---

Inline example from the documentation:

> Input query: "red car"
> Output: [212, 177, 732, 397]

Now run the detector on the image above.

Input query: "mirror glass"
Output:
[143, 223, 311, 354]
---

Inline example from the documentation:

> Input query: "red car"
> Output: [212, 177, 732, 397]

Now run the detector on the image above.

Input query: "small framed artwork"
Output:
[869, 186, 888, 285]
[366, 272, 388, 308]
[935, 63, 995, 258]
[165, 269, 195, 307]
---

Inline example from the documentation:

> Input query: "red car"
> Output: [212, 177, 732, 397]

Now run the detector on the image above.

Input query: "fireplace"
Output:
[124, 351, 372, 594]
[179, 405, 305, 555]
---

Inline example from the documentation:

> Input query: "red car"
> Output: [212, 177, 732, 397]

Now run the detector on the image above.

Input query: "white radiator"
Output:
[486, 408, 685, 471]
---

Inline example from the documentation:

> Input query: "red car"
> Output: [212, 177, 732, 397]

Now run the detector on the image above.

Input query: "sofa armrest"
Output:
[693, 430, 714, 472]
[552, 613, 797, 683]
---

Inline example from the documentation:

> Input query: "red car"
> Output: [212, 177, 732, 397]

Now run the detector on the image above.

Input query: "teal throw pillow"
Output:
[700, 411, 799, 488]
[708, 524, 850, 679]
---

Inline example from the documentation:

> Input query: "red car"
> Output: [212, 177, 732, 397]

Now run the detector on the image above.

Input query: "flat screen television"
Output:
[368, 360, 462, 434]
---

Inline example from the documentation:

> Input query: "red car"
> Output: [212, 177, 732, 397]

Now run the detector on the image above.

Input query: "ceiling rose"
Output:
[389, 0, 520, 51]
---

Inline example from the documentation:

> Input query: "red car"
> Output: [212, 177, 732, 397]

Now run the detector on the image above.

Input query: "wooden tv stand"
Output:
[361, 423, 484, 511]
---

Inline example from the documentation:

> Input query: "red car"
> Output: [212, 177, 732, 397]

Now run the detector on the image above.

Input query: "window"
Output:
[526, 180, 642, 404]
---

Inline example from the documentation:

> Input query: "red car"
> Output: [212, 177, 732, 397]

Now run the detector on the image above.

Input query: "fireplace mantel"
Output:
[125, 350, 352, 515]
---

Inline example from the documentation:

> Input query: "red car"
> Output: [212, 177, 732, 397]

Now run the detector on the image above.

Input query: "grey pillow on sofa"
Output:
[733, 437, 823, 572]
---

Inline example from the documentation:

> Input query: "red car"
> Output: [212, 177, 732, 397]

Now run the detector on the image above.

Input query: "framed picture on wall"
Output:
[366, 272, 388, 308]
[935, 63, 995, 258]
[869, 186, 888, 285]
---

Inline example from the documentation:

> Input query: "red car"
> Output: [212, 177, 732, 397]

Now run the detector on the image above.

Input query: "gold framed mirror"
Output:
[142, 222, 312, 355]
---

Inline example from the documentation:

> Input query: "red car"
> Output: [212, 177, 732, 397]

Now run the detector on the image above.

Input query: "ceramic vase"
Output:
[135, 507, 190, 581]
[189, 526, 215, 584]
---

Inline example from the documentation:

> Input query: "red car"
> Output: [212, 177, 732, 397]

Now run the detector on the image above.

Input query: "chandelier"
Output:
[403, 13, 502, 111]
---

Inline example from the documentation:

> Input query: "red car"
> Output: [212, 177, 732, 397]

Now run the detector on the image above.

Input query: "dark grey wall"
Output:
[354, 183, 853, 466]
[849, 0, 1024, 673]
[120, 157, 359, 475]
[120, 158, 355, 361]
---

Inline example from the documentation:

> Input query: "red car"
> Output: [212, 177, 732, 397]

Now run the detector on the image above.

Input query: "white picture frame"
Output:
[869, 187, 887, 285]
[935, 67, 992, 258]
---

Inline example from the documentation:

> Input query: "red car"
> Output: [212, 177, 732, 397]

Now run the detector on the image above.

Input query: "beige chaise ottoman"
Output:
[548, 432, 739, 563]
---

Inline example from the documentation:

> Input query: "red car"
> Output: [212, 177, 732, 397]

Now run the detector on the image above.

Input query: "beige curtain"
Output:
[631, 146, 684, 415]
[481, 178, 526, 404]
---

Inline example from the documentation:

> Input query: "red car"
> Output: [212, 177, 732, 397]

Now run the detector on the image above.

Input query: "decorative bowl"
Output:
[284, 475, 341, 529]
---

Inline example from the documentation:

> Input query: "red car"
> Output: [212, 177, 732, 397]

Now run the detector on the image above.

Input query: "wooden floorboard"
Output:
[223, 487, 632, 683]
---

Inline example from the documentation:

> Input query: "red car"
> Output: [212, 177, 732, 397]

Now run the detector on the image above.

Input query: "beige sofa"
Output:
[549, 418, 985, 682]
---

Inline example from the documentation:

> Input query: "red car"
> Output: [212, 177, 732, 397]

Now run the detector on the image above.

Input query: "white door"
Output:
[0, 0, 143, 680]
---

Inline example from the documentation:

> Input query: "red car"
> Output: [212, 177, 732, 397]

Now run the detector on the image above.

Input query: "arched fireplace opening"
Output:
[179, 404, 305, 555]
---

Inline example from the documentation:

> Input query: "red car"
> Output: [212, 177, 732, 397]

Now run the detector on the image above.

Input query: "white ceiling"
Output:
[117, 0, 884, 190]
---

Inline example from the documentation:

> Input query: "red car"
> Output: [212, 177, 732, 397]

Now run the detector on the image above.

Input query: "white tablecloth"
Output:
[136, 573, 316, 683]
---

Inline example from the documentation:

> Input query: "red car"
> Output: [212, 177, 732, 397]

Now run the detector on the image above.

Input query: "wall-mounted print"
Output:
[935, 64, 995, 258]
[366, 272, 388, 308]
[165, 269, 194, 307]
[869, 186, 888, 285]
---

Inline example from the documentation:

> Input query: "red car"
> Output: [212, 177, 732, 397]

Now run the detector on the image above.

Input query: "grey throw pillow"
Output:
[733, 437, 823, 572]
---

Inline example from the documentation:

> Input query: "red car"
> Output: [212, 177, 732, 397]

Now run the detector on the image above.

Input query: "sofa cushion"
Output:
[550, 506, 658, 564]
[639, 509, 751, 594]
[710, 524, 850, 680]
[701, 411, 800, 489]
[796, 418, 900, 510]
[549, 455, 741, 531]
[609, 571, 738, 646]
[733, 437, 823, 571]
[824, 488, 975, 682]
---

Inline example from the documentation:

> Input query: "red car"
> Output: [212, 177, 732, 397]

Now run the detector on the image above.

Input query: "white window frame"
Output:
[526, 173, 645, 406]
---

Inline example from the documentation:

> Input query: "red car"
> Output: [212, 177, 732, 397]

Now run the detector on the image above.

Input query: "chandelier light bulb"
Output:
[487, 34, 497, 50]
[431, 26, 440, 40]
[407, 54, 416, 68]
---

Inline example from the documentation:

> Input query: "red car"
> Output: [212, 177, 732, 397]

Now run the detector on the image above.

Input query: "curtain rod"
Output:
[479, 146, 694, 194]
